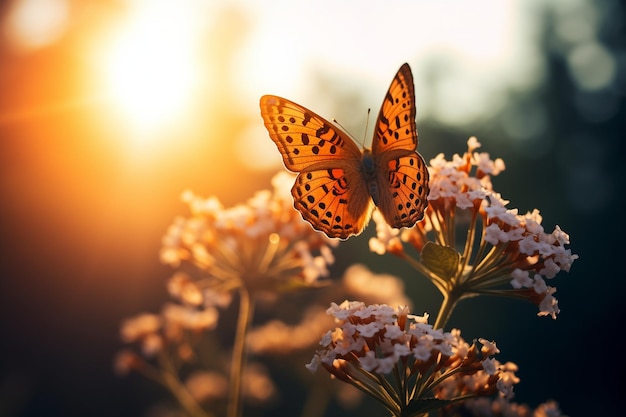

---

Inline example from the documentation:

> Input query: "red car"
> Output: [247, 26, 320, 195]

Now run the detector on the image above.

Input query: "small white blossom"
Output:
[479, 338, 500, 356]
[511, 269, 534, 289]
[481, 358, 498, 375]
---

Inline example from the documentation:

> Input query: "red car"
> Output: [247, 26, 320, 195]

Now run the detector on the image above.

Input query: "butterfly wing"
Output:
[292, 167, 373, 239]
[375, 154, 429, 229]
[371, 63, 429, 229]
[372, 63, 419, 154]
[259, 95, 362, 171]
[260, 95, 372, 239]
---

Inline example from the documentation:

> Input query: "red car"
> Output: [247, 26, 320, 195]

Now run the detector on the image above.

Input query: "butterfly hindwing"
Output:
[375, 153, 429, 229]
[260, 95, 362, 172]
[292, 168, 373, 239]
[372, 63, 418, 156]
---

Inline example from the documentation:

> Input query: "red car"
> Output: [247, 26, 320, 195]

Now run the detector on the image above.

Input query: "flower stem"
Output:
[433, 292, 460, 330]
[162, 370, 213, 417]
[227, 285, 255, 417]
[157, 350, 213, 417]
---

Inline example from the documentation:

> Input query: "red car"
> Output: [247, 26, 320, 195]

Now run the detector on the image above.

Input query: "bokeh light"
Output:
[567, 41, 616, 91]
[3, 0, 69, 51]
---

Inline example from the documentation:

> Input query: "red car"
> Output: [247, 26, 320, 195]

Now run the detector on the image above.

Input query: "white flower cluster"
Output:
[370, 138, 578, 319]
[159, 172, 337, 292]
[307, 301, 516, 400]
[426, 136, 504, 205]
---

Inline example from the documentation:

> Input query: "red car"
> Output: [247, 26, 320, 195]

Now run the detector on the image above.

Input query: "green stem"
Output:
[433, 292, 460, 330]
[401, 254, 448, 295]
[227, 286, 255, 417]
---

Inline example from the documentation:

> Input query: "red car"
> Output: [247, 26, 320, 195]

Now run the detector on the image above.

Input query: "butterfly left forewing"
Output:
[292, 167, 373, 239]
[375, 153, 429, 229]
[260, 95, 362, 172]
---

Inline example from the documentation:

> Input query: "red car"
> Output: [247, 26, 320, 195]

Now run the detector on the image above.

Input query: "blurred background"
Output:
[0, 0, 624, 416]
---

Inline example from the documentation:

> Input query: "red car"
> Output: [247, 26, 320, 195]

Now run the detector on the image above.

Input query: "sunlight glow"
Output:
[236, 124, 283, 170]
[101, 1, 201, 136]
[233, 0, 526, 170]
[3, 0, 69, 51]
[231, 0, 535, 145]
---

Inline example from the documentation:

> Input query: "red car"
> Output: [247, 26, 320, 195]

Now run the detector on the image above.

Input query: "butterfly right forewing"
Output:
[372, 63, 418, 155]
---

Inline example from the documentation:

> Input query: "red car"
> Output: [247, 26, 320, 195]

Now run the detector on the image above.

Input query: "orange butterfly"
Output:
[260, 63, 429, 239]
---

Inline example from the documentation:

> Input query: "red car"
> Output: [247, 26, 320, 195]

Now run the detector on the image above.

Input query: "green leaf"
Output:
[421, 242, 461, 280]
[403, 397, 454, 416]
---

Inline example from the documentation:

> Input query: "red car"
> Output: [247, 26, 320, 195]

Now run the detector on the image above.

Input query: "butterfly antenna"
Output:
[362, 108, 371, 149]
[331, 117, 358, 143]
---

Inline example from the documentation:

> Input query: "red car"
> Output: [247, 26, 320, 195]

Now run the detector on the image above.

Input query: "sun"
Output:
[100, 2, 201, 135]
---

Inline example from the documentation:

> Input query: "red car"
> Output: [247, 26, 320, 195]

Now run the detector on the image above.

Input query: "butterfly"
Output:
[259, 63, 429, 239]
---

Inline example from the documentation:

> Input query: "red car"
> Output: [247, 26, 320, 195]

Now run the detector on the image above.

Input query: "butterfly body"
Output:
[260, 64, 429, 239]
[360, 150, 379, 203]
